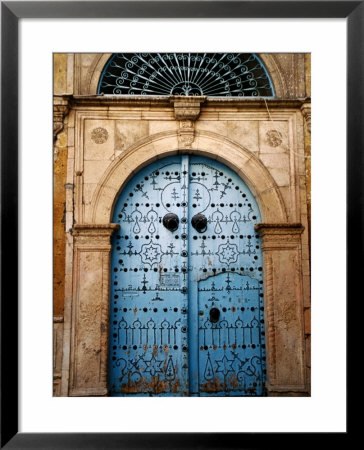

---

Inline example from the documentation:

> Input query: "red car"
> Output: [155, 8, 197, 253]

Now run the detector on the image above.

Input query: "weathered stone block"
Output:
[227, 120, 259, 153]
[268, 167, 291, 187]
[195, 120, 228, 137]
[83, 183, 98, 206]
[149, 120, 177, 135]
[304, 308, 311, 334]
[53, 54, 67, 94]
[83, 160, 111, 184]
[115, 120, 149, 152]
[259, 152, 290, 170]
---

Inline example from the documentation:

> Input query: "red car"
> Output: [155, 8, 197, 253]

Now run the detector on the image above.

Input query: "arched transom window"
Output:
[98, 53, 274, 97]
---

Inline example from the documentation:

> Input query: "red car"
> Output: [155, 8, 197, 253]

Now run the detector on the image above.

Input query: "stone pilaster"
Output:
[301, 101, 311, 394]
[53, 316, 64, 396]
[301, 102, 311, 134]
[68, 224, 119, 396]
[255, 223, 308, 395]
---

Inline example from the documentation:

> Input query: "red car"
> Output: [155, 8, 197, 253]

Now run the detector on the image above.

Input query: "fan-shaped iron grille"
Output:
[97, 53, 274, 97]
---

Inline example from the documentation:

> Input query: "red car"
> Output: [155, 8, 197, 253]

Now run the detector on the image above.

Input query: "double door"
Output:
[109, 155, 266, 396]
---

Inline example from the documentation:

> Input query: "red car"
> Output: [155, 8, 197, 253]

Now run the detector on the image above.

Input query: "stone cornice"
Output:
[72, 224, 120, 237]
[67, 95, 310, 110]
[255, 223, 305, 234]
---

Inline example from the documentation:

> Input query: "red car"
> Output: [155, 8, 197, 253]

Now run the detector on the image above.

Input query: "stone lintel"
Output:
[170, 96, 206, 121]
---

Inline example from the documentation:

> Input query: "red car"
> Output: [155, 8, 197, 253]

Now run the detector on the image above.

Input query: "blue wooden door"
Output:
[109, 156, 266, 396]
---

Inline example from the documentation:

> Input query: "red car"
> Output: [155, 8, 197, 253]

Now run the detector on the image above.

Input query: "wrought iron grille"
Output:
[98, 53, 274, 97]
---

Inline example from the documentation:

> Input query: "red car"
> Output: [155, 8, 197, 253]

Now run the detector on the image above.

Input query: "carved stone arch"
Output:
[258, 54, 286, 98]
[86, 53, 113, 95]
[89, 131, 288, 225]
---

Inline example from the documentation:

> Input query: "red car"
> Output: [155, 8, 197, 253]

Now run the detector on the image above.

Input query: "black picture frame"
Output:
[1, 1, 357, 448]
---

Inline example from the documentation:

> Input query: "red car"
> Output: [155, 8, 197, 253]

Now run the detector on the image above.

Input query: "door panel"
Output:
[198, 273, 265, 396]
[187, 157, 265, 396]
[109, 156, 189, 396]
[109, 155, 266, 396]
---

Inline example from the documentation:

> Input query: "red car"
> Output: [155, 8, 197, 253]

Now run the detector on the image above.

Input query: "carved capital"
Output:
[301, 103, 311, 133]
[170, 95, 206, 121]
[53, 95, 71, 142]
[72, 224, 120, 248]
[255, 223, 304, 250]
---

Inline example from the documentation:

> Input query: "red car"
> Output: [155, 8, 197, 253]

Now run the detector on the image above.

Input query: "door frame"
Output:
[62, 99, 309, 397]
[108, 154, 268, 396]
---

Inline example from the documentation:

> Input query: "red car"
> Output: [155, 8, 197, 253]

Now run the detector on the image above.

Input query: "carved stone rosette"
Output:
[68, 224, 119, 396]
[255, 223, 308, 395]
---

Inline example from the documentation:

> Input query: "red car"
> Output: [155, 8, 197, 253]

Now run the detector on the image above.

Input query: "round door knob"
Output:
[163, 213, 179, 232]
[191, 214, 207, 233]
[210, 307, 220, 323]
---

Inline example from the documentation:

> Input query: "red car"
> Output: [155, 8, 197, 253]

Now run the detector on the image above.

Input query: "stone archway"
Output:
[90, 131, 288, 225]
[66, 130, 306, 397]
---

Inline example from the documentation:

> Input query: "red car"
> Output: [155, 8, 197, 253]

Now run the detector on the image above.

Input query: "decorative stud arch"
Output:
[89, 131, 287, 225]
[96, 53, 275, 97]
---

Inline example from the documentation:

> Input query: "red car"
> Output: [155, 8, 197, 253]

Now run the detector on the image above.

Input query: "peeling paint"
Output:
[121, 375, 181, 395]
